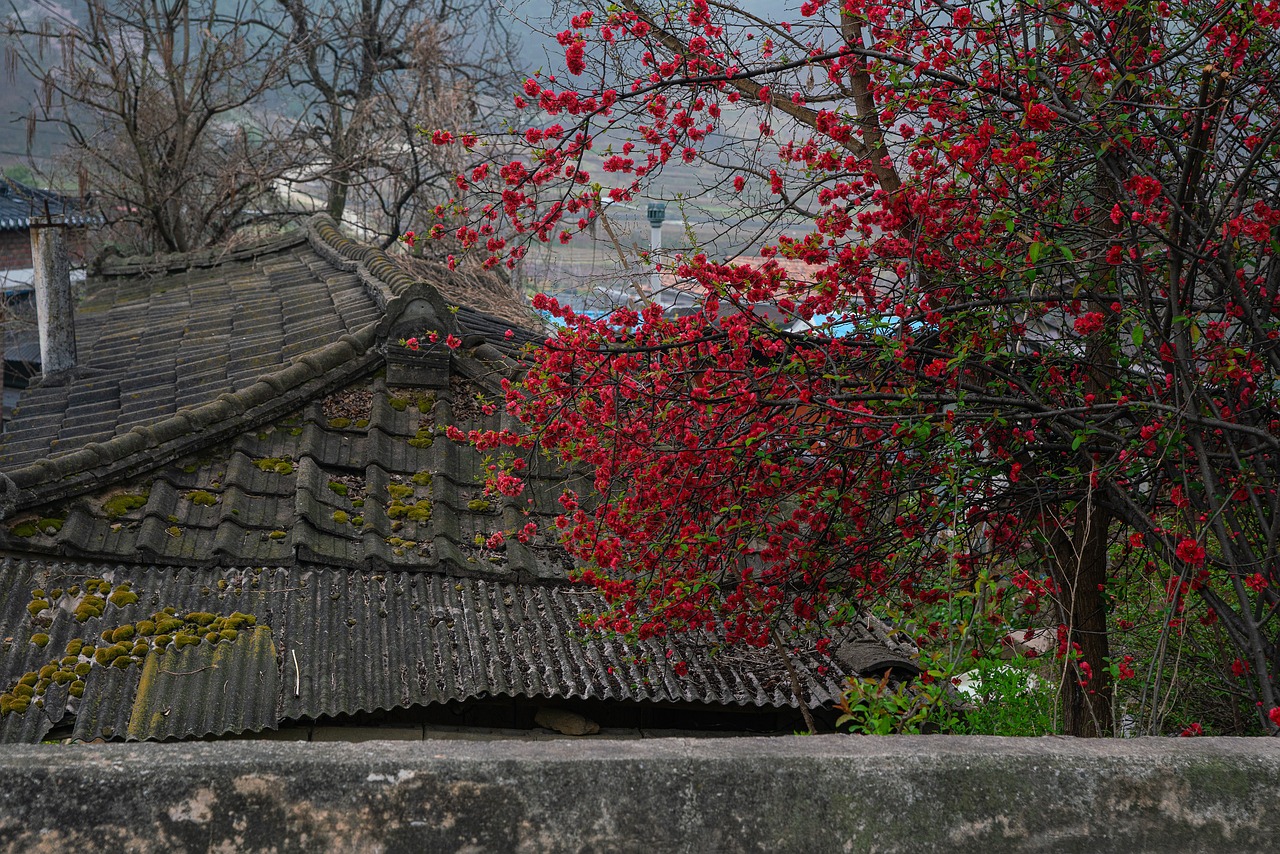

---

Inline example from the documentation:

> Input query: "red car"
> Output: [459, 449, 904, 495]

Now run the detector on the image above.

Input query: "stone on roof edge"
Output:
[0, 322, 382, 518]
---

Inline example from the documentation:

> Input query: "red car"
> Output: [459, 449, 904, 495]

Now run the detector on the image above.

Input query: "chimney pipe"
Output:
[30, 216, 77, 376]
[646, 202, 666, 295]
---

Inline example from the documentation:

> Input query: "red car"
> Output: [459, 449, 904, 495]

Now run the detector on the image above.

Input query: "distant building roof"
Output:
[0, 179, 96, 232]
[656, 256, 826, 297]
[0, 216, 915, 743]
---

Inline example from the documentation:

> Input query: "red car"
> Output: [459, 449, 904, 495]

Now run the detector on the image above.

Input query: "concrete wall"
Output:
[0, 736, 1277, 853]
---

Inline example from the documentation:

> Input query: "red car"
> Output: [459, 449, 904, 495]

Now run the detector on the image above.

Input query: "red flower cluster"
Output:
[1175, 538, 1207, 568]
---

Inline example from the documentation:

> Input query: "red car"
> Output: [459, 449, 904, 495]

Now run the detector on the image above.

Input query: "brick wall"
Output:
[0, 230, 29, 271]
[0, 227, 91, 271]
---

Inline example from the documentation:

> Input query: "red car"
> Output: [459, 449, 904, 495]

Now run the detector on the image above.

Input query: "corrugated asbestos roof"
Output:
[0, 559, 893, 742]
[0, 215, 917, 741]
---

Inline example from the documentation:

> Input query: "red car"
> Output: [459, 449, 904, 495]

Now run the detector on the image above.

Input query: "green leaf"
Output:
[1028, 242, 1044, 263]
[1131, 326, 1144, 347]
[1072, 435, 1084, 451]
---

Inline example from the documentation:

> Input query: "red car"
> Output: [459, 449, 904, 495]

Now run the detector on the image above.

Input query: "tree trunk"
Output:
[1048, 501, 1113, 737]
[326, 171, 350, 223]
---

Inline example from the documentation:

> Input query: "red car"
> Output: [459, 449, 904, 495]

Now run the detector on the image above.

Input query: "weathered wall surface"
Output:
[0, 735, 1277, 853]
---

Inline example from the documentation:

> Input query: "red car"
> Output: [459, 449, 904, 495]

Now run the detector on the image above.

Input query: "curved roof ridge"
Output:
[97, 231, 309, 277]
[0, 323, 382, 519]
[307, 215, 418, 308]
[0, 178, 98, 232]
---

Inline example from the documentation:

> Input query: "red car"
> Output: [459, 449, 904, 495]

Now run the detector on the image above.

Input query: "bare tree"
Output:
[274, 0, 518, 245]
[5, 0, 295, 253]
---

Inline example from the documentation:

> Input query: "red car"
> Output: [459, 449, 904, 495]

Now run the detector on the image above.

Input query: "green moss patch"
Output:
[14, 515, 68, 537]
[254, 457, 295, 476]
[386, 499, 432, 522]
[74, 596, 105, 622]
[408, 429, 434, 449]
[103, 491, 149, 518]
[186, 490, 218, 506]
[3, 578, 272, 719]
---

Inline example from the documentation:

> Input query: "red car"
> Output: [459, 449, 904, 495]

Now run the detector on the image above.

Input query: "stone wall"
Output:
[0, 735, 1277, 853]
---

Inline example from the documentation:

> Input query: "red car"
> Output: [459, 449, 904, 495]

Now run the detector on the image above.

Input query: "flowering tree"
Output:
[432, 0, 1280, 736]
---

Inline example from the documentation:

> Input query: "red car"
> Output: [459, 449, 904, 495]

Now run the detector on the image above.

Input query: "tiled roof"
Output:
[2, 293, 39, 366]
[0, 216, 916, 741]
[0, 179, 96, 231]
[2, 363, 580, 578]
[0, 230, 383, 471]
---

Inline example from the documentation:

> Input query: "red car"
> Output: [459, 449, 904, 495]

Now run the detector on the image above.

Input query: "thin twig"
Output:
[772, 628, 818, 733]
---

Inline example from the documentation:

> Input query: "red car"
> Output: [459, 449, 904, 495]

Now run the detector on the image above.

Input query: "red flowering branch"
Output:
[427, 0, 1280, 736]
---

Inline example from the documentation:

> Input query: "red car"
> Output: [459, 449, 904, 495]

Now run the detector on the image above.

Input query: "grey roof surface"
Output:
[0, 559, 889, 743]
[0, 180, 96, 231]
[0, 216, 916, 742]
[0, 231, 382, 468]
[2, 364, 580, 579]
[2, 294, 39, 366]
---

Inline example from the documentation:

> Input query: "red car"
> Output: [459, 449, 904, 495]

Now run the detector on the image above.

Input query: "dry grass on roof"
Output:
[389, 254, 542, 329]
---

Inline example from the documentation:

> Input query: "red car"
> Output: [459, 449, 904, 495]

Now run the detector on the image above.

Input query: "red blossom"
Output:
[1175, 538, 1207, 567]
[1073, 312, 1106, 335]
[418, 0, 1280, 723]
[1023, 103, 1057, 131]
[565, 40, 587, 75]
